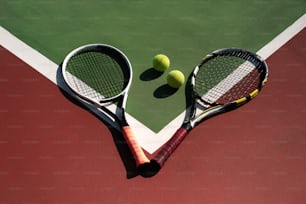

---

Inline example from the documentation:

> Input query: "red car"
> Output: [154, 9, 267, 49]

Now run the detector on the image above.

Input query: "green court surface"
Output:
[1, 0, 305, 132]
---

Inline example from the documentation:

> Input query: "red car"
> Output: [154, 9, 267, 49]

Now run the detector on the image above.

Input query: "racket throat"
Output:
[182, 122, 193, 132]
[117, 108, 128, 127]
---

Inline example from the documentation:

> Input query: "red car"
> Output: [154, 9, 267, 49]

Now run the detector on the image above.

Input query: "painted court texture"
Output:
[1, 28, 306, 204]
[1, 0, 305, 133]
[1, 3, 306, 204]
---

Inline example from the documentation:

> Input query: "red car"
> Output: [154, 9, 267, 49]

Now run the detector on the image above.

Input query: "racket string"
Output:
[195, 55, 263, 104]
[83, 52, 124, 96]
[65, 51, 127, 100]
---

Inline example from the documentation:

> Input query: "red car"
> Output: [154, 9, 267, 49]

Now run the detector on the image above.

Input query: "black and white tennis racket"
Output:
[148, 48, 268, 175]
[61, 44, 150, 170]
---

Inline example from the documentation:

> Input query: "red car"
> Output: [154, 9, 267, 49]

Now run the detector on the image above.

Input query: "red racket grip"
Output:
[152, 127, 188, 169]
[122, 126, 150, 167]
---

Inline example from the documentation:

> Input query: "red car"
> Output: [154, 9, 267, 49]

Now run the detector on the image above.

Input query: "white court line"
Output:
[0, 13, 305, 153]
[257, 13, 306, 59]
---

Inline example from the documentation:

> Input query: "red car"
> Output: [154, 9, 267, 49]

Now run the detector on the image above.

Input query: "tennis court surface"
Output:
[1, 1, 306, 203]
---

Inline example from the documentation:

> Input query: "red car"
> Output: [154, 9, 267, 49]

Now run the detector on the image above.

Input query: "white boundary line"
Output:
[257, 13, 306, 59]
[0, 27, 58, 84]
[0, 13, 305, 153]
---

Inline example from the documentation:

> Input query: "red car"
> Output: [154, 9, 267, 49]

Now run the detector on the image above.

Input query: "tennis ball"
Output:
[152, 54, 170, 72]
[167, 70, 185, 88]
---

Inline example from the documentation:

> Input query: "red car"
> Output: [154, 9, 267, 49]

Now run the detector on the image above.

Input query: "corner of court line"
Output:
[1, 12, 305, 154]
[0, 25, 177, 154]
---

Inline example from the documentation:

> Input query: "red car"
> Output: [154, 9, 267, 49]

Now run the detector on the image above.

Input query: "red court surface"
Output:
[1, 29, 306, 203]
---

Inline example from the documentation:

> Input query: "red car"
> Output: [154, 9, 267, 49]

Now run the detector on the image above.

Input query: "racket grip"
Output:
[152, 127, 188, 169]
[122, 126, 150, 167]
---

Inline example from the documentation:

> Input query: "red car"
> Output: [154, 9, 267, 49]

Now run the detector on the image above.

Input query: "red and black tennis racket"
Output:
[148, 48, 268, 175]
[61, 44, 150, 173]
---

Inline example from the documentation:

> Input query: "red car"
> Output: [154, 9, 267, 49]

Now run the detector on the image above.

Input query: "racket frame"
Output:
[62, 44, 132, 106]
[149, 48, 268, 175]
[187, 48, 268, 129]
[61, 44, 150, 171]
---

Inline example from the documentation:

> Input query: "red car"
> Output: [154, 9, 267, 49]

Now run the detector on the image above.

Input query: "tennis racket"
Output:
[61, 44, 150, 171]
[149, 48, 268, 175]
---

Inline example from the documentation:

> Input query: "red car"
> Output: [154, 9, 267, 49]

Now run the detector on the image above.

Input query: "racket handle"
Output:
[122, 126, 150, 167]
[152, 127, 188, 169]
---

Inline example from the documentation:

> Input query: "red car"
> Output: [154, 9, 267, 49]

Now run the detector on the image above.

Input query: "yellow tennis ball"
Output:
[152, 54, 170, 72]
[167, 70, 185, 88]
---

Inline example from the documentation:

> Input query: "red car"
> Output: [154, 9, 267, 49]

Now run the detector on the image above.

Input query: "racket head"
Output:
[192, 48, 268, 107]
[62, 44, 132, 105]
